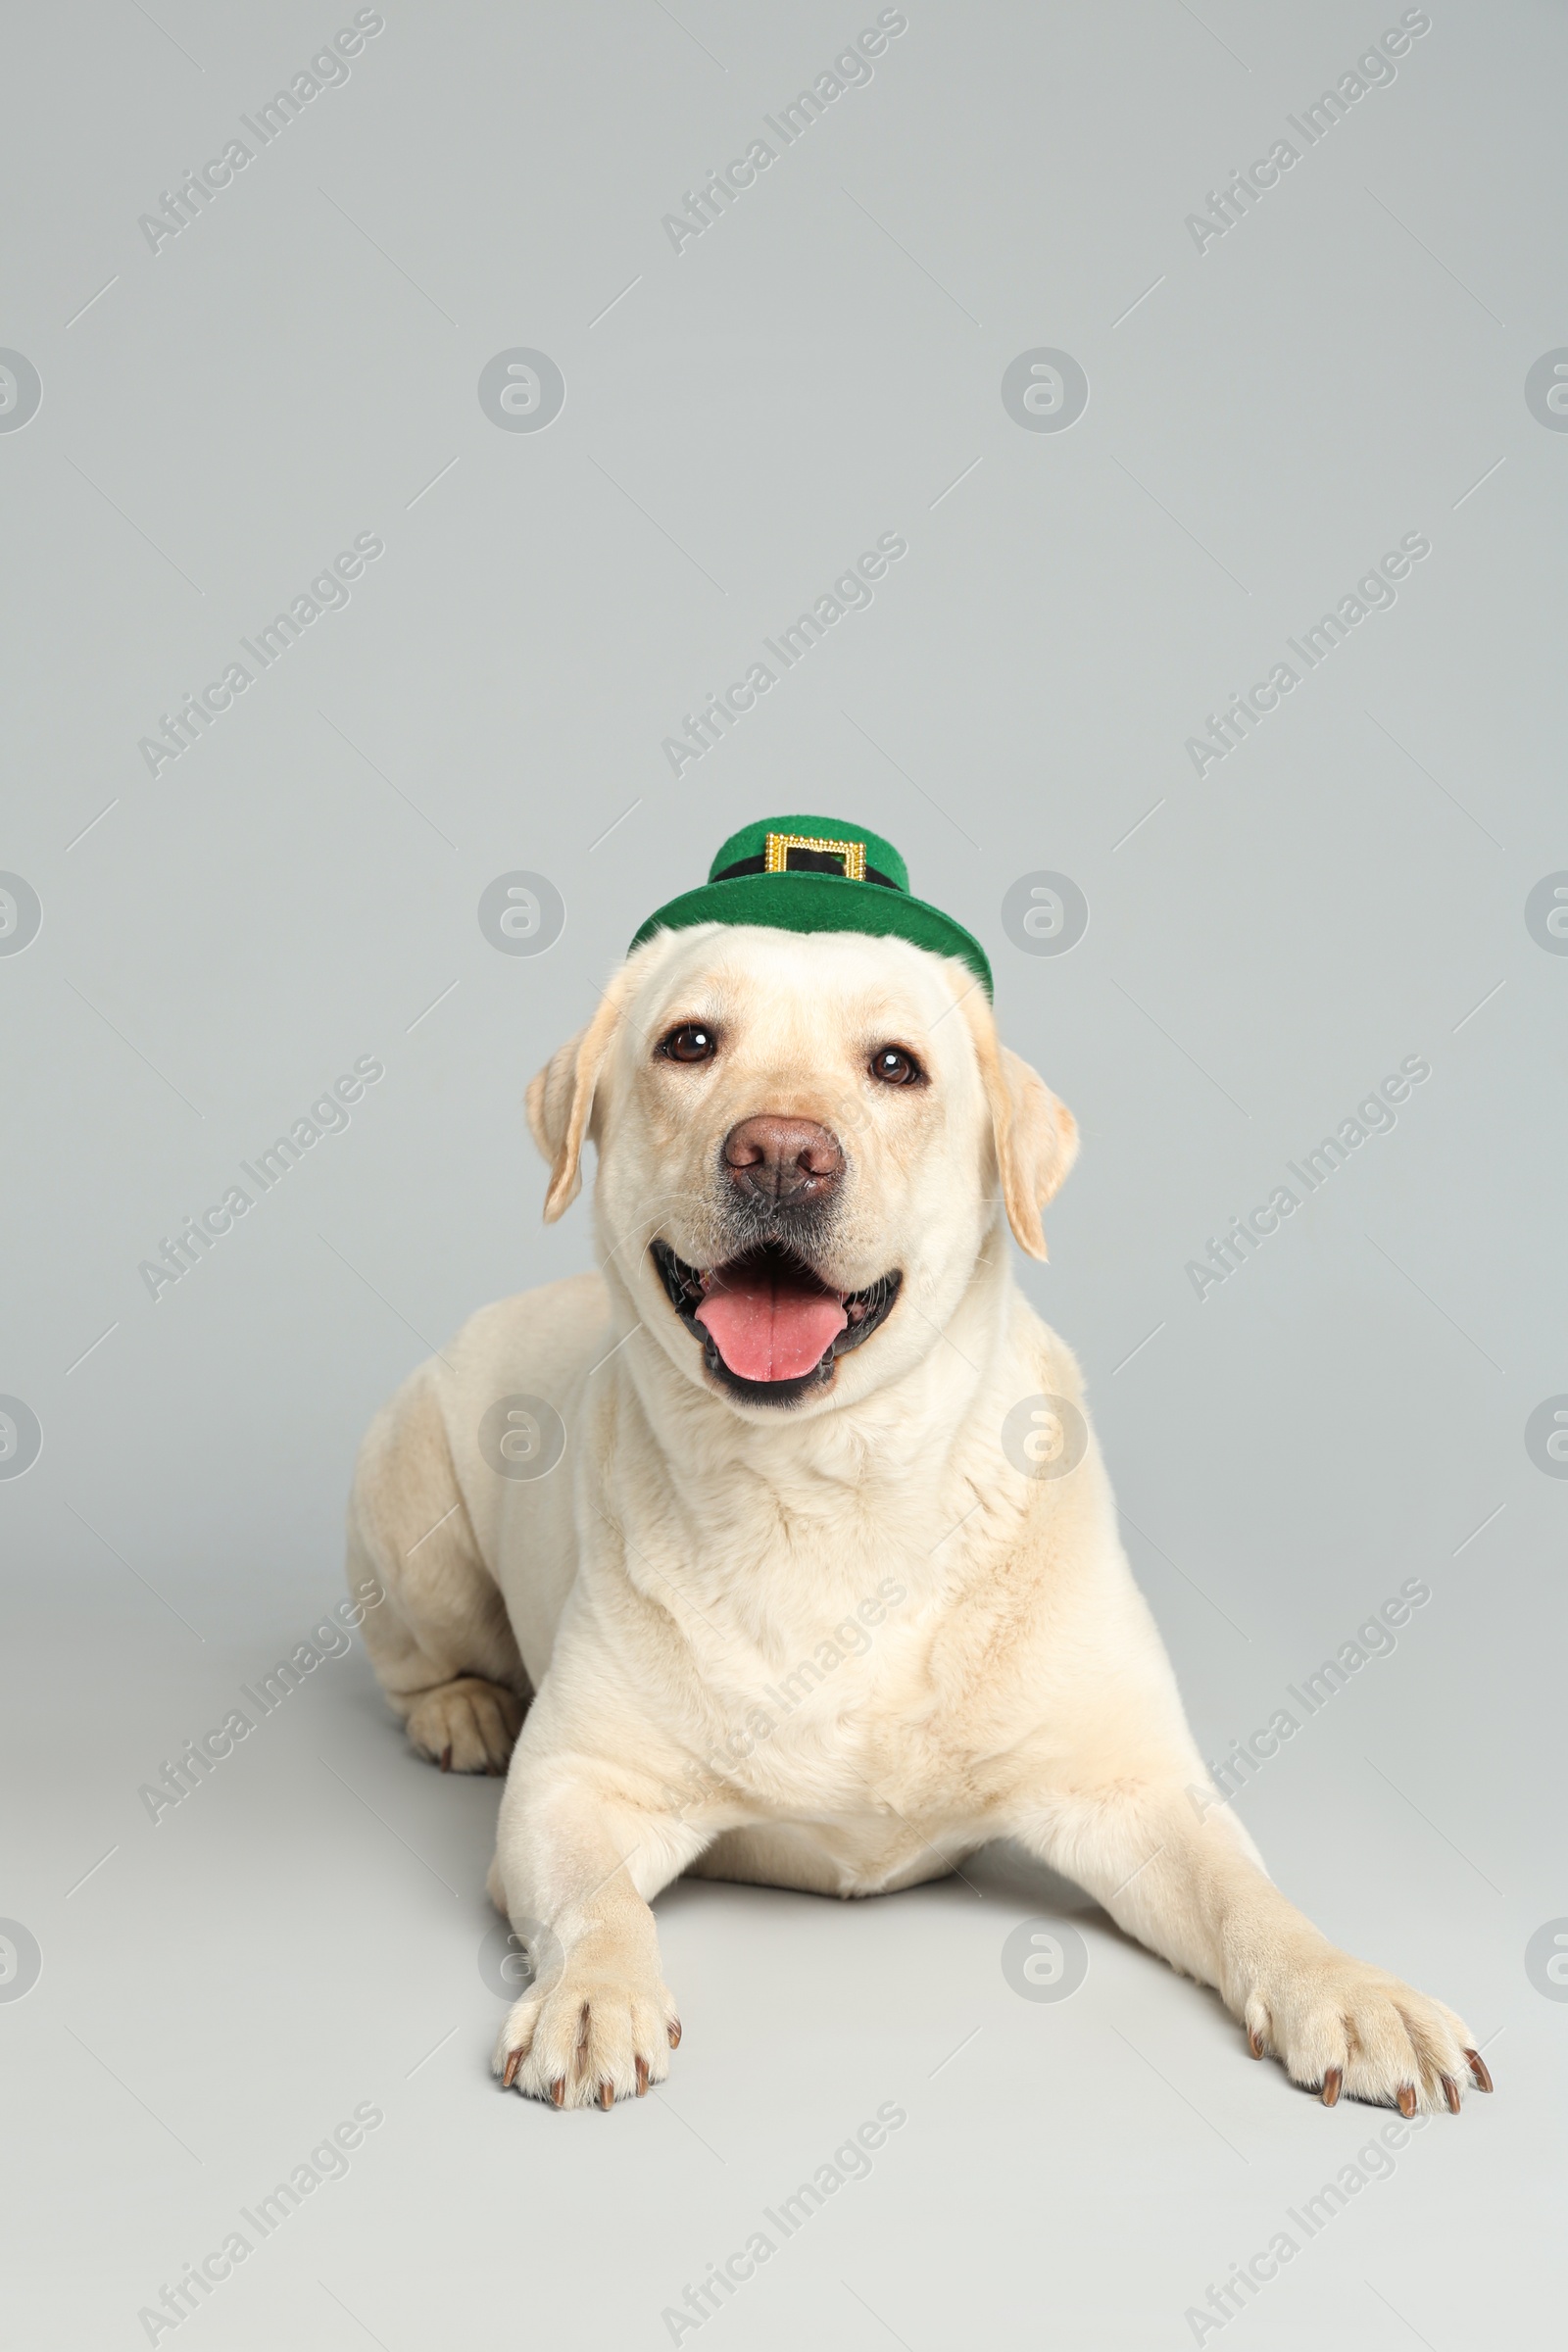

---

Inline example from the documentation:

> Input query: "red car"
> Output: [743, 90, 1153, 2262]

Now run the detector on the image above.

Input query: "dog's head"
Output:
[527, 924, 1076, 1415]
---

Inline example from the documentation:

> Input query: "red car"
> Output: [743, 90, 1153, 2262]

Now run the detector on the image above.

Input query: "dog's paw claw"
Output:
[1465, 2047, 1494, 2092]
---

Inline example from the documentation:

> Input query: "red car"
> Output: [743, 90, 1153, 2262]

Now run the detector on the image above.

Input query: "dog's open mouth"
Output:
[651, 1239, 901, 1402]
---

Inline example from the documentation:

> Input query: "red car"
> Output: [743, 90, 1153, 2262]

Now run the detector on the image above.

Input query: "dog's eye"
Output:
[659, 1022, 717, 1065]
[869, 1046, 924, 1086]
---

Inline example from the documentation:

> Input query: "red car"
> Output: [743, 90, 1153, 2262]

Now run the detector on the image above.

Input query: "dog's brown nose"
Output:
[722, 1115, 844, 1206]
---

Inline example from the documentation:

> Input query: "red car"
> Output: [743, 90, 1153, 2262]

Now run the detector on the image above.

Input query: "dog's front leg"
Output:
[488, 1747, 710, 2109]
[1014, 1781, 1491, 2113]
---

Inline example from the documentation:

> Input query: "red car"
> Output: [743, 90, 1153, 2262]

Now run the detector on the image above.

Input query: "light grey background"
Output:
[3, 1, 1563, 2344]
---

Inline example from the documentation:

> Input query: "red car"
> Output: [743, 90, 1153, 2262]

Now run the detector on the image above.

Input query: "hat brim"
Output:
[628, 874, 993, 997]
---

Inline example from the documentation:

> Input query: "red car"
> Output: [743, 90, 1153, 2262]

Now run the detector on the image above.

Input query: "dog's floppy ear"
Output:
[956, 980, 1078, 1260]
[526, 967, 636, 1222]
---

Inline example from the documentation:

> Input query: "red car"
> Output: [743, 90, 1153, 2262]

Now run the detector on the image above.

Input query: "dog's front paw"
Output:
[1243, 1944, 1492, 2114]
[406, 1677, 523, 1775]
[492, 1941, 680, 2110]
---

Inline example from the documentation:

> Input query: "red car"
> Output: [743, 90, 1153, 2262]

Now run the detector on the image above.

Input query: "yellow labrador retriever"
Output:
[347, 845, 1489, 2117]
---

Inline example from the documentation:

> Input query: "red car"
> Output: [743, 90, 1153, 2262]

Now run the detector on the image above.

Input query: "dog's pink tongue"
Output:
[695, 1262, 848, 1382]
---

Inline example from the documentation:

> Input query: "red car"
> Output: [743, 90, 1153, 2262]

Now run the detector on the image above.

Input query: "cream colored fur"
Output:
[348, 923, 1484, 2115]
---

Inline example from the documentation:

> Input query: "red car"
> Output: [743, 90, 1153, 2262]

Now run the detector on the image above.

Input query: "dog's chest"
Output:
[595, 1448, 1042, 1814]
[667, 1530, 983, 1813]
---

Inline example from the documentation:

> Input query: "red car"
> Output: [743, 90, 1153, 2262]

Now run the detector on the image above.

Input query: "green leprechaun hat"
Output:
[628, 815, 993, 997]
